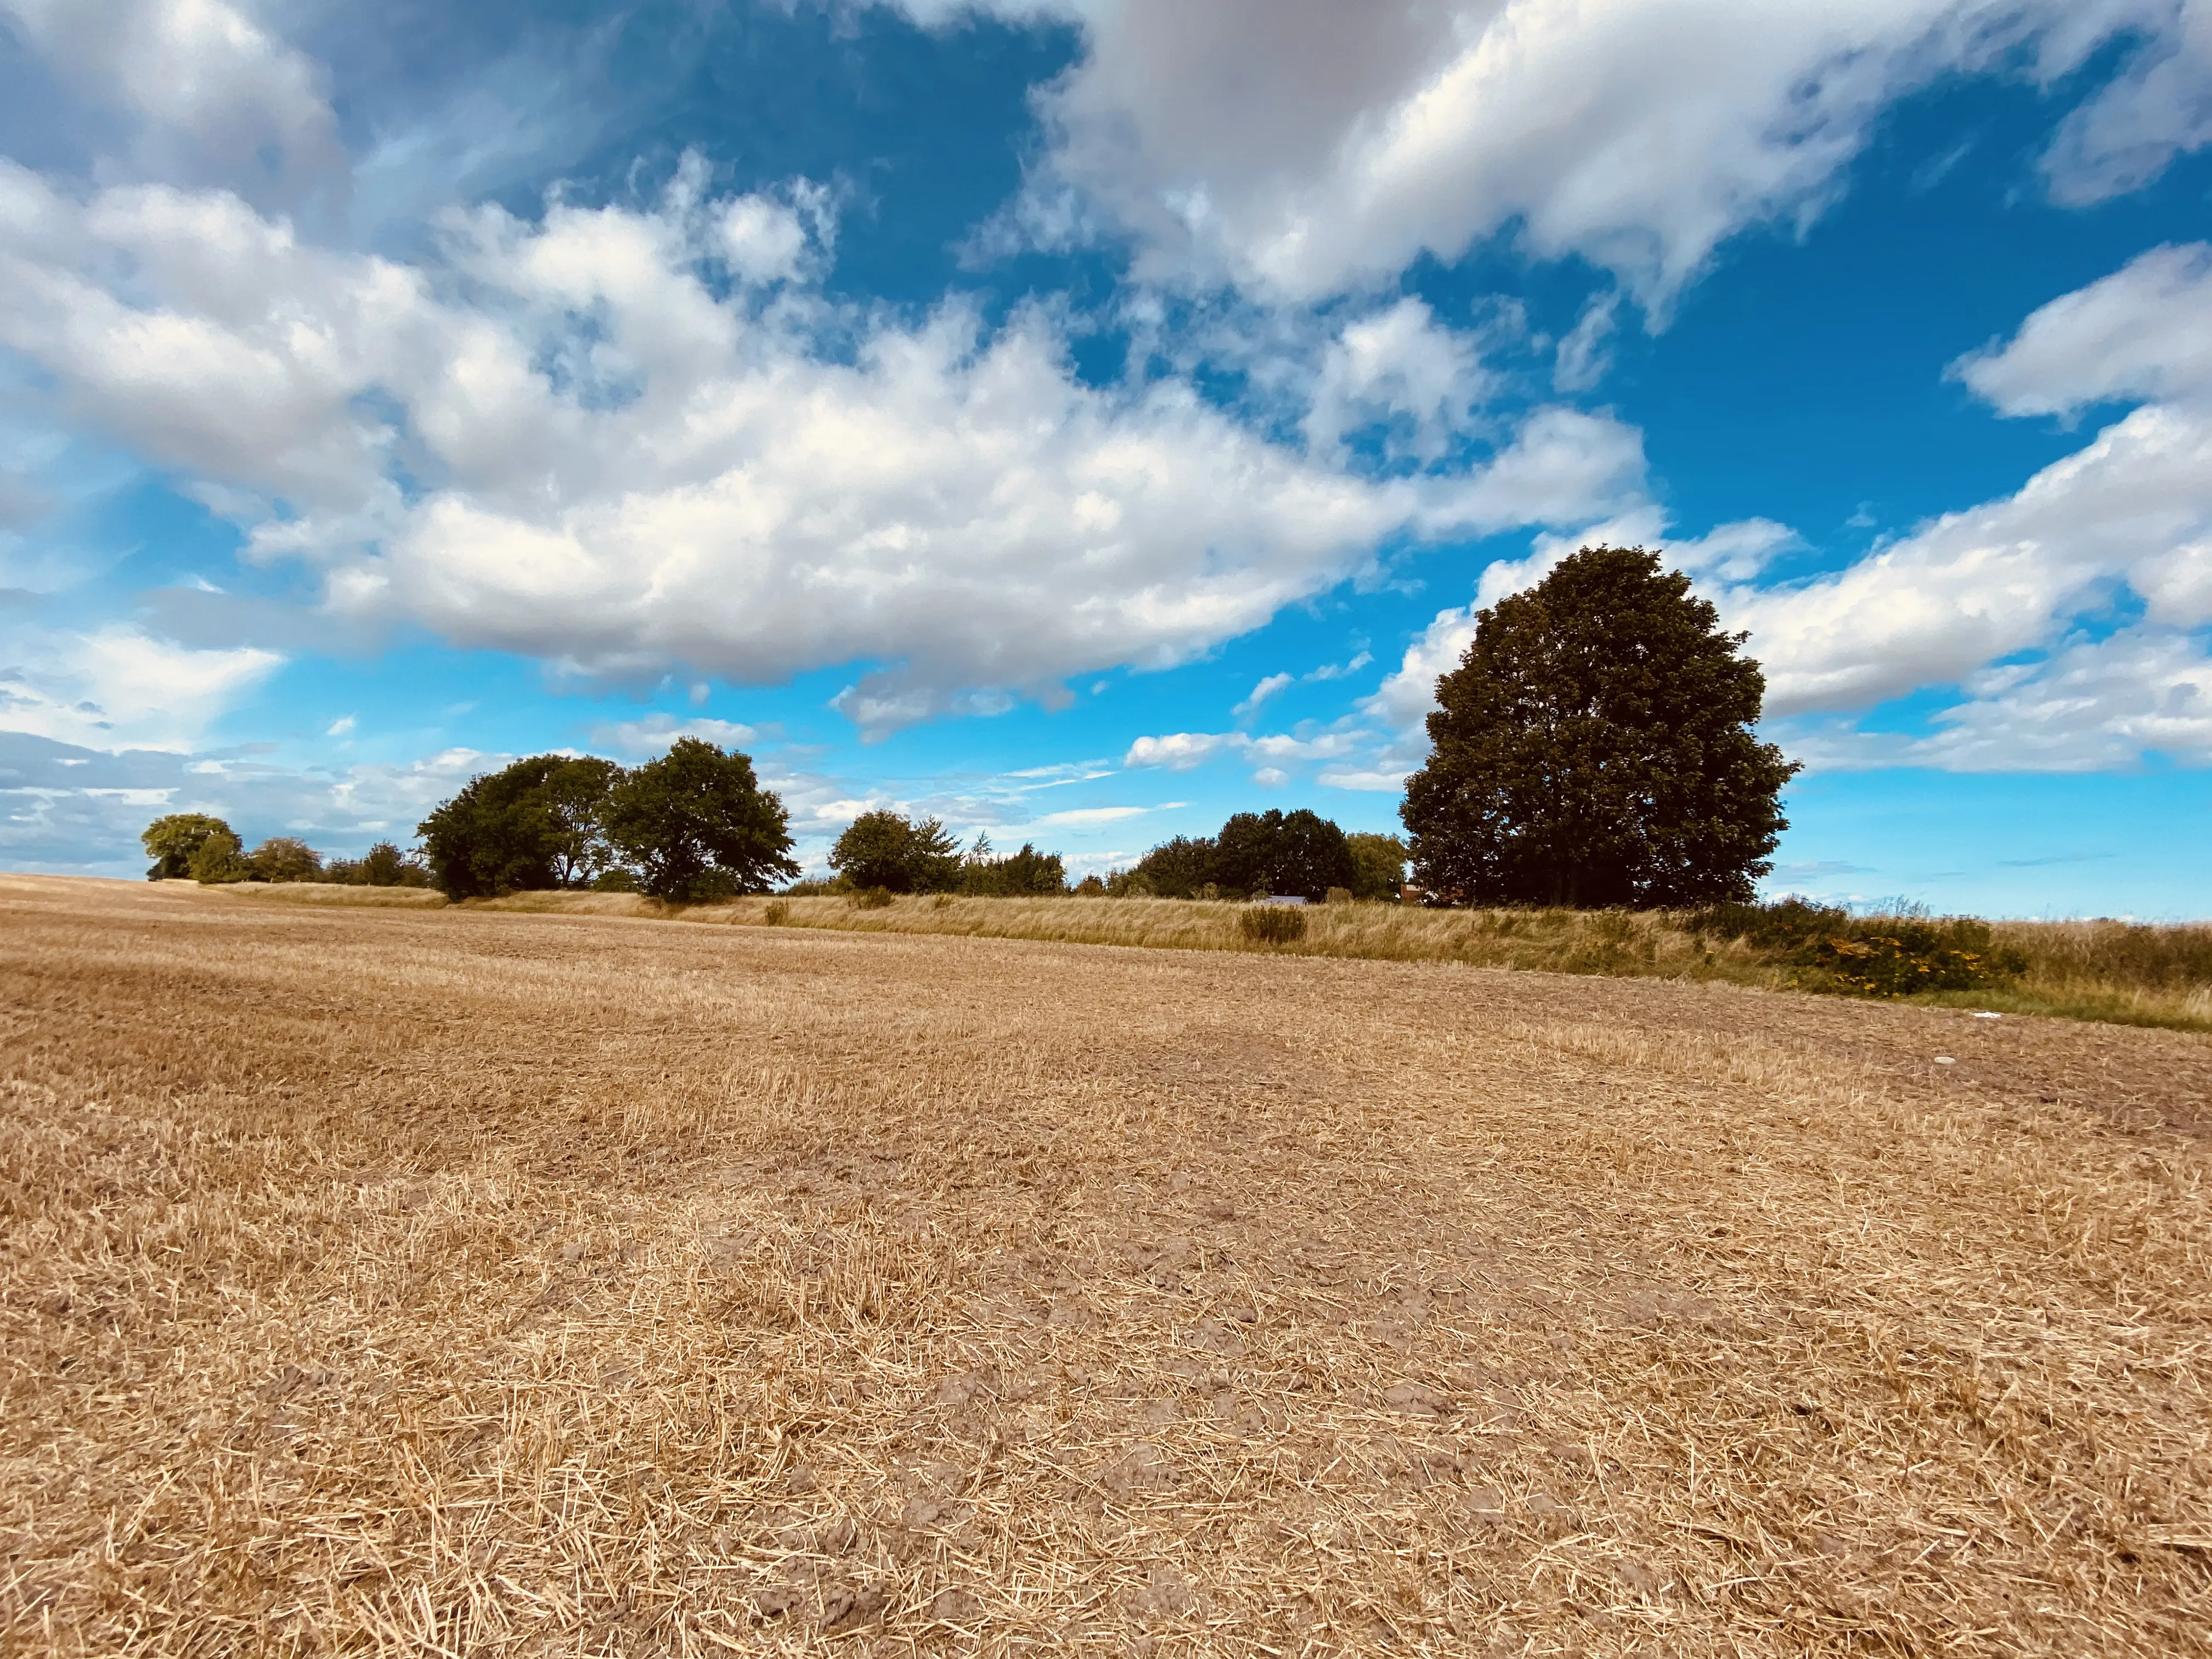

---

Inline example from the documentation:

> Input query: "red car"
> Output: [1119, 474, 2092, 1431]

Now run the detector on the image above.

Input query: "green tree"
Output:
[543, 757, 625, 888]
[188, 828, 249, 884]
[1211, 809, 1357, 901]
[1130, 835, 1217, 898]
[963, 840, 1067, 896]
[831, 810, 918, 892]
[1346, 832, 1409, 901]
[1401, 545, 1798, 907]
[829, 810, 963, 893]
[141, 812, 234, 881]
[417, 755, 571, 898]
[248, 837, 324, 883]
[604, 738, 798, 902]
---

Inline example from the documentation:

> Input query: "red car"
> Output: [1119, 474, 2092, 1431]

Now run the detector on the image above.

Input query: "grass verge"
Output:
[217, 883, 2212, 1034]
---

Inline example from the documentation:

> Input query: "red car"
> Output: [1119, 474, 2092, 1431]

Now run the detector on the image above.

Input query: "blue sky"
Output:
[2, 0, 2209, 916]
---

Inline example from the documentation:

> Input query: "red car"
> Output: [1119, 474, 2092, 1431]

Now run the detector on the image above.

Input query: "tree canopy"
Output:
[417, 755, 573, 897]
[1401, 544, 1798, 907]
[605, 738, 799, 902]
[1346, 832, 1409, 901]
[829, 810, 962, 893]
[1127, 809, 1358, 901]
[141, 813, 233, 881]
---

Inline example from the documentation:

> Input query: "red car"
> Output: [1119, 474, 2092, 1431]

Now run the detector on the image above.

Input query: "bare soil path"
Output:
[3, 874, 2208, 1656]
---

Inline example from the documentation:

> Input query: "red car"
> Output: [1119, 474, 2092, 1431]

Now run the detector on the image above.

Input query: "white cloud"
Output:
[1122, 730, 1234, 770]
[1778, 629, 2212, 771]
[946, 0, 2172, 307]
[588, 713, 762, 757]
[1122, 725, 1363, 772]
[0, 622, 281, 751]
[1733, 402, 2212, 714]
[1303, 297, 1488, 460]
[1553, 292, 1619, 393]
[1250, 766, 1288, 787]
[1232, 672, 1292, 718]
[2044, 0, 2212, 205]
[324, 713, 354, 736]
[1036, 804, 1155, 825]
[1952, 241, 2212, 418]
[0, 164, 1644, 736]
[0, 0, 344, 208]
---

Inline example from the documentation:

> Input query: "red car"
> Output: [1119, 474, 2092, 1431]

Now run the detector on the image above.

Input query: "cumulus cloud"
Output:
[0, 162, 1647, 735]
[938, 0, 2177, 307]
[1354, 242, 2212, 777]
[0, 0, 345, 208]
[1734, 403, 2212, 714]
[1952, 241, 2212, 419]
[1303, 296, 1488, 460]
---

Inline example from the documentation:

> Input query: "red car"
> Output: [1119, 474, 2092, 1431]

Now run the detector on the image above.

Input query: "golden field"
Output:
[3, 872, 2209, 1656]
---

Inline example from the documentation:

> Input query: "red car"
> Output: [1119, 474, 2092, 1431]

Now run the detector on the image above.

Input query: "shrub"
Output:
[1240, 906, 1307, 946]
[1685, 899, 2027, 996]
[591, 868, 640, 892]
[1325, 886, 1353, 906]
[850, 885, 894, 910]
[763, 900, 791, 925]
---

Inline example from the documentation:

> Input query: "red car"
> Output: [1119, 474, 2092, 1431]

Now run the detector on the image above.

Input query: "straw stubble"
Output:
[2, 873, 2208, 1655]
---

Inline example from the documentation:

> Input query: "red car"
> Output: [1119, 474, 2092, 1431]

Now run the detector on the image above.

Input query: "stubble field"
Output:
[3, 872, 2209, 1657]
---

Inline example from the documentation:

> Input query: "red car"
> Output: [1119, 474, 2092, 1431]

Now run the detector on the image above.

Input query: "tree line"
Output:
[142, 814, 432, 887]
[140, 546, 1796, 912]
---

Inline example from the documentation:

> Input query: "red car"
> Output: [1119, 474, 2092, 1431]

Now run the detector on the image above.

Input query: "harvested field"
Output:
[3, 871, 2210, 1656]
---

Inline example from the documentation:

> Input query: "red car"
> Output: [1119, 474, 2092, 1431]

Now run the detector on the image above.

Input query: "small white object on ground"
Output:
[1971, 1012, 2002, 1020]
[1933, 1056, 1956, 1065]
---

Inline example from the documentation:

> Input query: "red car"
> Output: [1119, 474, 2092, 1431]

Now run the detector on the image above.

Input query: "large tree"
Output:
[141, 813, 234, 881]
[1211, 808, 1358, 901]
[1401, 545, 1798, 907]
[828, 810, 963, 893]
[605, 738, 798, 901]
[417, 755, 572, 898]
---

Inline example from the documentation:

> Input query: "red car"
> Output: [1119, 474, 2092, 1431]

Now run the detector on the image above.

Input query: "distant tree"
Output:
[1211, 809, 1357, 901]
[963, 841, 1067, 896]
[830, 810, 963, 893]
[1401, 545, 1799, 907]
[188, 829, 249, 884]
[325, 840, 430, 887]
[542, 757, 625, 888]
[141, 813, 233, 881]
[248, 837, 324, 883]
[831, 810, 918, 892]
[360, 841, 411, 887]
[417, 755, 572, 898]
[604, 738, 798, 902]
[1346, 832, 1409, 902]
[1130, 835, 1217, 899]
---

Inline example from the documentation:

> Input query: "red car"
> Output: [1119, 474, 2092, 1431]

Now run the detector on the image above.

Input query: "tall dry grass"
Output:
[465, 890, 2212, 1031]
[3, 871, 2208, 1656]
